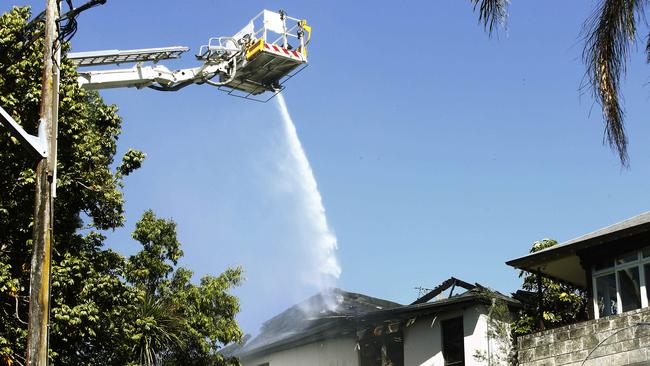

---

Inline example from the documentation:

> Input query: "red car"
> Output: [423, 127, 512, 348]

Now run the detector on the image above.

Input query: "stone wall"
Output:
[517, 307, 650, 366]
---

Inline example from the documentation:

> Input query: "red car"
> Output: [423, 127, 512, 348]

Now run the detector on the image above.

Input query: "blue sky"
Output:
[5, 1, 650, 335]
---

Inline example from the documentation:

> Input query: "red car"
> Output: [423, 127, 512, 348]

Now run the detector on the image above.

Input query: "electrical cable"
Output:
[25, 0, 107, 44]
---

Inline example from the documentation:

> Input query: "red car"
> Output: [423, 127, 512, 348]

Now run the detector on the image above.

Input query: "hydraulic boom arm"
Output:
[68, 10, 311, 101]
[75, 56, 230, 91]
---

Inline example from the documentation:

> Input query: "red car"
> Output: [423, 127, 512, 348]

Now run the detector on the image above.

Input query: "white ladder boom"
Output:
[68, 46, 189, 67]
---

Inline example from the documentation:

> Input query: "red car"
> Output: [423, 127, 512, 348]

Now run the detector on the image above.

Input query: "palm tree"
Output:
[132, 296, 187, 366]
[471, 0, 647, 166]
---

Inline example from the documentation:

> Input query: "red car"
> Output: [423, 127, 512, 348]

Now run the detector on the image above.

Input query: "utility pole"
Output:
[26, 0, 60, 364]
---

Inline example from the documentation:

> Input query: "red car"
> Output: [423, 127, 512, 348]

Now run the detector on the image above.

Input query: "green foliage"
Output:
[511, 239, 587, 336]
[127, 211, 244, 365]
[0, 6, 131, 364]
[127, 210, 183, 296]
[118, 148, 146, 177]
[132, 296, 187, 366]
[473, 289, 516, 366]
[0, 7, 243, 365]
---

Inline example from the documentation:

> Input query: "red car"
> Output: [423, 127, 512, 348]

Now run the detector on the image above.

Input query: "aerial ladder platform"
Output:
[67, 10, 311, 101]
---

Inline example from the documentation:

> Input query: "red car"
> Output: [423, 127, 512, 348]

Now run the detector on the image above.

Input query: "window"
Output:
[595, 273, 617, 316]
[359, 332, 404, 366]
[645, 263, 650, 296]
[618, 267, 641, 312]
[441, 317, 464, 366]
[592, 247, 650, 318]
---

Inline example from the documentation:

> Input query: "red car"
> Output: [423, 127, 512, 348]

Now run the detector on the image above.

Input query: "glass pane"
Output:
[616, 251, 638, 265]
[594, 260, 614, 271]
[595, 273, 617, 317]
[645, 264, 650, 306]
[618, 267, 641, 312]
[643, 247, 650, 258]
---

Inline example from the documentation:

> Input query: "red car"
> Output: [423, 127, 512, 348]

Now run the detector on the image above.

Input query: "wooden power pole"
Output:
[26, 0, 60, 364]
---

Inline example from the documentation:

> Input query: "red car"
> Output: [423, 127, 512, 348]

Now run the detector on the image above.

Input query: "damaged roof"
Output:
[359, 286, 519, 325]
[235, 288, 401, 359]
[235, 280, 519, 360]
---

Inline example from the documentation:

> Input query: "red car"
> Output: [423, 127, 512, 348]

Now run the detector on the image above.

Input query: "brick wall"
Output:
[517, 307, 650, 366]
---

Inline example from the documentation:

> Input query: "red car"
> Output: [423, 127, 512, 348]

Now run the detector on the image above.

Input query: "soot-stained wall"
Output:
[241, 336, 359, 366]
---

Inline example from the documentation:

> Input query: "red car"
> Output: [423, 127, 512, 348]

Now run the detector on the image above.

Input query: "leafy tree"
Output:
[511, 239, 587, 336]
[469, 0, 649, 165]
[473, 290, 516, 365]
[0, 6, 136, 364]
[0, 7, 243, 365]
[126, 210, 244, 366]
[132, 296, 187, 366]
[127, 210, 184, 297]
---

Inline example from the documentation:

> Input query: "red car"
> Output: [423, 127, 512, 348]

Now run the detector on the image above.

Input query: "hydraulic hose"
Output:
[205, 57, 238, 87]
[147, 80, 195, 92]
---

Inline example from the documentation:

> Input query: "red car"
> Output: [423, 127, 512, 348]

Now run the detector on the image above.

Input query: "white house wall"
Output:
[241, 336, 359, 366]
[403, 304, 504, 366]
[242, 304, 511, 366]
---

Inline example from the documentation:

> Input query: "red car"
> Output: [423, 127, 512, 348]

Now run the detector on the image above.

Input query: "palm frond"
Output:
[583, 0, 645, 166]
[134, 296, 188, 365]
[646, 31, 650, 62]
[471, 0, 509, 36]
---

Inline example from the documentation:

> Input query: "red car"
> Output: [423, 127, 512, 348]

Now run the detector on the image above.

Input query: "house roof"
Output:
[358, 286, 519, 325]
[235, 288, 401, 359]
[506, 211, 650, 287]
[235, 280, 519, 360]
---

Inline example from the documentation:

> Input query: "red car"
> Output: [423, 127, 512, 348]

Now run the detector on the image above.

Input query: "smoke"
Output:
[274, 93, 341, 310]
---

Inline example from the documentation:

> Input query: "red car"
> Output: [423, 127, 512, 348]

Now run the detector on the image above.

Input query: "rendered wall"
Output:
[241, 336, 359, 366]
[517, 307, 650, 366]
[242, 305, 509, 366]
[403, 305, 506, 366]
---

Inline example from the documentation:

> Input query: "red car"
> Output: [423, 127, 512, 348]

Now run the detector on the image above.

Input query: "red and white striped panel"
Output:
[263, 43, 305, 62]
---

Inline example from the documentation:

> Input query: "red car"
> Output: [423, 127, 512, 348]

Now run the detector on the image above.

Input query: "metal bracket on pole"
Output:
[0, 105, 48, 158]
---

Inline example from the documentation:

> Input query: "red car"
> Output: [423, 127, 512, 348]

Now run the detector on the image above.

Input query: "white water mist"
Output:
[274, 93, 341, 307]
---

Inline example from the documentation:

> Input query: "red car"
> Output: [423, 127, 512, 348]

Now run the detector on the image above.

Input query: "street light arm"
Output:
[0, 106, 48, 158]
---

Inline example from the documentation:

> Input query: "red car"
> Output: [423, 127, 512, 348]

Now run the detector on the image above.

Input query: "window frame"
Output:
[592, 248, 650, 319]
[441, 316, 465, 366]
